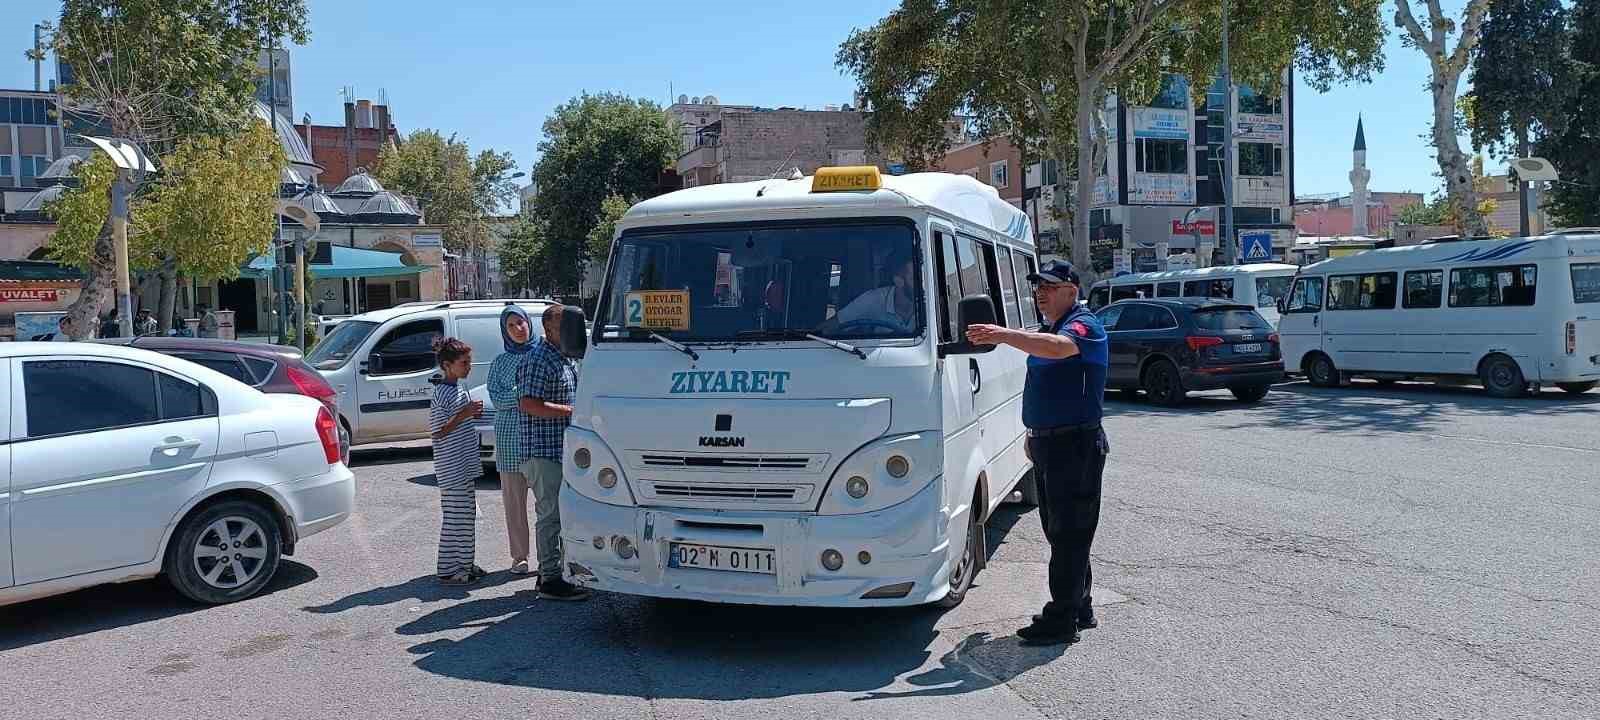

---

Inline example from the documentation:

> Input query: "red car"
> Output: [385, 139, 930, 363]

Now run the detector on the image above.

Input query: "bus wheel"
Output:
[1557, 381, 1598, 395]
[1480, 354, 1529, 398]
[937, 494, 983, 609]
[1306, 353, 1340, 388]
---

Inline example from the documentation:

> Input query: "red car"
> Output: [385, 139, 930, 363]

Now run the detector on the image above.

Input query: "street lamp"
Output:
[83, 136, 157, 338]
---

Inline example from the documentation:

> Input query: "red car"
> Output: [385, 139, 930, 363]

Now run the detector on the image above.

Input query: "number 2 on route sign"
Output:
[625, 290, 690, 331]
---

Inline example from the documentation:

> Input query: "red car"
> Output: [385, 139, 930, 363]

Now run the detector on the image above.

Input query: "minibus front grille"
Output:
[650, 483, 802, 501]
[641, 454, 811, 470]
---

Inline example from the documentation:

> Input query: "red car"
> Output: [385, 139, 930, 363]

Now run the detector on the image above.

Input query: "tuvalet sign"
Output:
[0, 288, 61, 303]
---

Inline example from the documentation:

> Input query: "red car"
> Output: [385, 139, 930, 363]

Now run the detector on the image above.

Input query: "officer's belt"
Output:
[1028, 421, 1102, 438]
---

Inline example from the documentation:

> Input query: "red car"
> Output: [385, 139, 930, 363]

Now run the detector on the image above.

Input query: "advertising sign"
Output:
[1235, 113, 1285, 142]
[1129, 173, 1195, 205]
[0, 287, 61, 303]
[1132, 108, 1190, 140]
[1171, 220, 1216, 237]
[413, 233, 443, 248]
[16, 311, 69, 340]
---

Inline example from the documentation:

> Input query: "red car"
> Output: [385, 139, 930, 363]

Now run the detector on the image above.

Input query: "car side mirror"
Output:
[560, 306, 588, 359]
[1277, 296, 1287, 313]
[940, 294, 998, 357]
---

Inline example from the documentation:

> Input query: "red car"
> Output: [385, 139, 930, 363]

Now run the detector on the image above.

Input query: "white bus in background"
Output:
[1278, 232, 1600, 397]
[1086, 263, 1299, 327]
[557, 167, 1041, 608]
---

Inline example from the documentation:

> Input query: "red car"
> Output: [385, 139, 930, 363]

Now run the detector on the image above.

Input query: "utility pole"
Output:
[112, 170, 134, 337]
[1220, 0, 1237, 265]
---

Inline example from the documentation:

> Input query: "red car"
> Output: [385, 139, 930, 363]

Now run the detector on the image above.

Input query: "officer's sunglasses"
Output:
[1031, 281, 1074, 295]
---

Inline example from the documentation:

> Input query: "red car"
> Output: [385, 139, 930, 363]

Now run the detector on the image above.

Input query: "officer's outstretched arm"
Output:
[965, 324, 1079, 359]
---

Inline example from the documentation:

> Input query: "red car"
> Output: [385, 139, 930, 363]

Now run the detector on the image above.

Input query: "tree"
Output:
[47, 122, 287, 331]
[1537, 0, 1600, 226]
[839, 0, 1386, 285]
[374, 130, 517, 252]
[47, 0, 310, 338]
[1394, 0, 1493, 239]
[496, 215, 549, 297]
[531, 93, 677, 292]
[585, 194, 633, 270]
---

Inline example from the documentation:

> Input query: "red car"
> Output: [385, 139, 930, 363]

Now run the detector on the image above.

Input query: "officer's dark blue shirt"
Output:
[1022, 305, 1109, 429]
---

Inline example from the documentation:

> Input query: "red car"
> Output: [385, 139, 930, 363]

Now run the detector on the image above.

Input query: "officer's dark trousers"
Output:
[1028, 425, 1107, 624]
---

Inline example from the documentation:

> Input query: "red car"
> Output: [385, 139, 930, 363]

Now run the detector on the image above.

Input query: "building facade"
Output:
[1087, 72, 1296, 275]
[0, 89, 65, 190]
[676, 105, 873, 187]
[294, 98, 399, 188]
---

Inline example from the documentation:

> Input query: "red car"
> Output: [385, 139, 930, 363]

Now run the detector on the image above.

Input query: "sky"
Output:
[3, 0, 1487, 201]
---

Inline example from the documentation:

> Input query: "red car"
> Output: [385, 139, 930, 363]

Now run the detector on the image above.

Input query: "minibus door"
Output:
[1279, 275, 1325, 374]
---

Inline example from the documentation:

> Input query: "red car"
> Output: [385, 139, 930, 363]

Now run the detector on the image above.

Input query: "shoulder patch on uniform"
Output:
[1069, 320, 1091, 337]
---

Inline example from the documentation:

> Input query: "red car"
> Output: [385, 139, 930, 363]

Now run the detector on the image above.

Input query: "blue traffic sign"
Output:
[1239, 231, 1274, 264]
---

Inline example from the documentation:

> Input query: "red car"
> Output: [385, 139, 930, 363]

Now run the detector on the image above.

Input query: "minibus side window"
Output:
[1449, 264, 1537, 307]
[1157, 282, 1181, 298]
[997, 245, 1024, 329]
[1010, 251, 1040, 327]
[933, 232, 962, 343]
[1111, 285, 1141, 302]
[1403, 270, 1444, 308]
[975, 239, 1010, 327]
[1285, 277, 1324, 313]
[1184, 278, 1234, 299]
[1574, 263, 1600, 304]
[1088, 285, 1110, 310]
[1328, 272, 1397, 310]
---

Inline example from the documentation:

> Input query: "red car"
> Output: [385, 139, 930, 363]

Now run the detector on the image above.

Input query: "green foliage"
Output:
[530, 93, 677, 291]
[1468, 0, 1572, 158]
[1538, 0, 1600, 226]
[42, 155, 116, 268]
[52, 0, 310, 144]
[375, 130, 517, 252]
[47, 122, 283, 280]
[1397, 196, 1452, 225]
[496, 215, 550, 296]
[585, 194, 633, 268]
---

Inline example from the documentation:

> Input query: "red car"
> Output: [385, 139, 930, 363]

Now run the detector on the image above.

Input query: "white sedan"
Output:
[0, 342, 355, 607]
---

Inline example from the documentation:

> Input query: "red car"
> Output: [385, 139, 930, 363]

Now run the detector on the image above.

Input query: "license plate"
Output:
[669, 543, 776, 574]
[1233, 343, 1263, 353]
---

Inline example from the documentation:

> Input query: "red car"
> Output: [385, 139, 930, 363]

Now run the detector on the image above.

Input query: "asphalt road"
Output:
[3, 381, 1597, 719]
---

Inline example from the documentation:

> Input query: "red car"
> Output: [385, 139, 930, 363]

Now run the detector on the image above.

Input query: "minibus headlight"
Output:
[574, 447, 591, 469]
[818, 433, 941, 515]
[885, 455, 910, 478]
[562, 427, 635, 507]
[598, 467, 618, 489]
[846, 476, 870, 499]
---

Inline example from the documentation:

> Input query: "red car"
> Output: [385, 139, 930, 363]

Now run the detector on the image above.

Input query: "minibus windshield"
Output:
[596, 221, 924, 343]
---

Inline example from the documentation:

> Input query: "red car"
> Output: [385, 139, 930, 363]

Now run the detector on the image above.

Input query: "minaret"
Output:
[1349, 115, 1371, 236]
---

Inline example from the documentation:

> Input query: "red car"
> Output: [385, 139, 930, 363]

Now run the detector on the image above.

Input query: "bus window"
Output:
[1010, 251, 1039, 326]
[1157, 282, 1181, 297]
[1574, 263, 1600, 304]
[1088, 285, 1110, 310]
[1450, 264, 1537, 307]
[1113, 284, 1152, 301]
[1285, 276, 1324, 313]
[1184, 278, 1234, 299]
[1328, 272, 1397, 310]
[1403, 270, 1444, 308]
[1254, 275, 1292, 308]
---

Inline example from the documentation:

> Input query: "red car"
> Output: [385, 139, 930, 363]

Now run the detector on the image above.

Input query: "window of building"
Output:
[1236, 86, 1283, 115]
[1237, 143, 1283, 177]
[19, 155, 50, 185]
[1233, 207, 1280, 225]
[1449, 265, 1538, 307]
[990, 161, 1009, 189]
[1403, 270, 1444, 308]
[1136, 138, 1188, 175]
[1147, 74, 1190, 110]
[0, 156, 11, 178]
[1040, 159, 1060, 186]
[1327, 272, 1397, 310]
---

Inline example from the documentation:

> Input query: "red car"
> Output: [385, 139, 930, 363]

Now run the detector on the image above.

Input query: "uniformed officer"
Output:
[966, 259, 1109, 646]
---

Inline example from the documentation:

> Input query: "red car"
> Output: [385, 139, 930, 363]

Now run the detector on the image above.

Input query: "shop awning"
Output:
[243, 245, 423, 280]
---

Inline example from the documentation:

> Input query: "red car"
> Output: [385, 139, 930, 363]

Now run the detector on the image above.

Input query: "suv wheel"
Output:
[1143, 359, 1186, 407]
[1230, 385, 1270, 403]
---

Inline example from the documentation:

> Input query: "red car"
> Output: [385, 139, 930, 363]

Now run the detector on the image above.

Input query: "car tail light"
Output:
[287, 365, 339, 414]
[1186, 336, 1224, 351]
[1268, 333, 1280, 344]
[1567, 321, 1577, 355]
[315, 406, 341, 465]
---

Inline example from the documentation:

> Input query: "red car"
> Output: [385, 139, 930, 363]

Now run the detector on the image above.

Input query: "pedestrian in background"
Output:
[518, 304, 589, 601]
[429, 336, 486, 585]
[967, 259, 1109, 647]
[488, 306, 538, 576]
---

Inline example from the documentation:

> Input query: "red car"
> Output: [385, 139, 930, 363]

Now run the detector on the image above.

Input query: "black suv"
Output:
[1097, 298, 1284, 405]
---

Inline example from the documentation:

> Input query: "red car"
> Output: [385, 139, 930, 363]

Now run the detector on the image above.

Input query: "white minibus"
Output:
[557, 167, 1039, 607]
[1278, 232, 1600, 397]
[1086, 263, 1298, 327]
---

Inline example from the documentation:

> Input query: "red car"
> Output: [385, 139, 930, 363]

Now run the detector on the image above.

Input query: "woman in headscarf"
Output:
[487, 305, 538, 575]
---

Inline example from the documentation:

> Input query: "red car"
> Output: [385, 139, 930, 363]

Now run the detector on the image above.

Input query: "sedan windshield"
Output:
[597, 221, 924, 343]
[306, 320, 379, 370]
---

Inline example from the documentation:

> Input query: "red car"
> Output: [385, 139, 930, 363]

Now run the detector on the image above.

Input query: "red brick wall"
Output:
[296, 123, 400, 187]
[935, 137, 1024, 205]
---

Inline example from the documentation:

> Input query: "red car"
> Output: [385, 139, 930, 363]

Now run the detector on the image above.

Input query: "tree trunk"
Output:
[1432, 76, 1489, 238]
[157, 256, 179, 332]
[1072, 90, 1100, 287]
[61, 187, 118, 340]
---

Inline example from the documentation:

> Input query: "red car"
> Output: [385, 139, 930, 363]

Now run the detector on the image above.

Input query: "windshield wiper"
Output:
[736, 328, 867, 360]
[647, 332, 699, 361]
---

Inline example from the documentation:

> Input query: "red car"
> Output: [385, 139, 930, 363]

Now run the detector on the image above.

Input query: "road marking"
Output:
[1415, 433, 1598, 455]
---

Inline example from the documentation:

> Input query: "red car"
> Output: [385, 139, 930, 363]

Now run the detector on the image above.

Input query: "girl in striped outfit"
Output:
[429, 337, 486, 585]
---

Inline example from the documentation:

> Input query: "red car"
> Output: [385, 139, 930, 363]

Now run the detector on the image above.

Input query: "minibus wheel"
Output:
[1479, 354, 1529, 398]
[1306, 353, 1340, 388]
[938, 494, 983, 609]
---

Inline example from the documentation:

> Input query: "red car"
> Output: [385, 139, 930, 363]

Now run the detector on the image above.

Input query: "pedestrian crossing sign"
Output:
[1240, 231, 1274, 264]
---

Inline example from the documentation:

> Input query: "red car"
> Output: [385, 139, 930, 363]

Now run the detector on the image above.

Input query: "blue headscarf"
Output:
[500, 305, 534, 354]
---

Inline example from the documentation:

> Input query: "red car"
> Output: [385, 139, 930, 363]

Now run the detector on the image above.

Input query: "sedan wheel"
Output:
[167, 500, 282, 605]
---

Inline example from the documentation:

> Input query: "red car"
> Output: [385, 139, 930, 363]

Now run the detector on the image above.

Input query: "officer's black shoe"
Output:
[1017, 617, 1081, 646]
[1017, 619, 1080, 647]
[1031, 611, 1097, 630]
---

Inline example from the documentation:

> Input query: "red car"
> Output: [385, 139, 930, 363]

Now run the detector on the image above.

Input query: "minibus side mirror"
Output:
[940, 294, 998, 357]
[1277, 295, 1287, 314]
[560, 305, 588, 359]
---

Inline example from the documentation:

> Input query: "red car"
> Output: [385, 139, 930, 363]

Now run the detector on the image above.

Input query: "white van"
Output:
[306, 299, 554, 446]
[558, 167, 1038, 608]
[1278, 232, 1600, 396]
[1087, 263, 1298, 327]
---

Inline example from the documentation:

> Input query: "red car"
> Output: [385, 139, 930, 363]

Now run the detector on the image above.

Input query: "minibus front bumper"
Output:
[559, 476, 954, 607]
